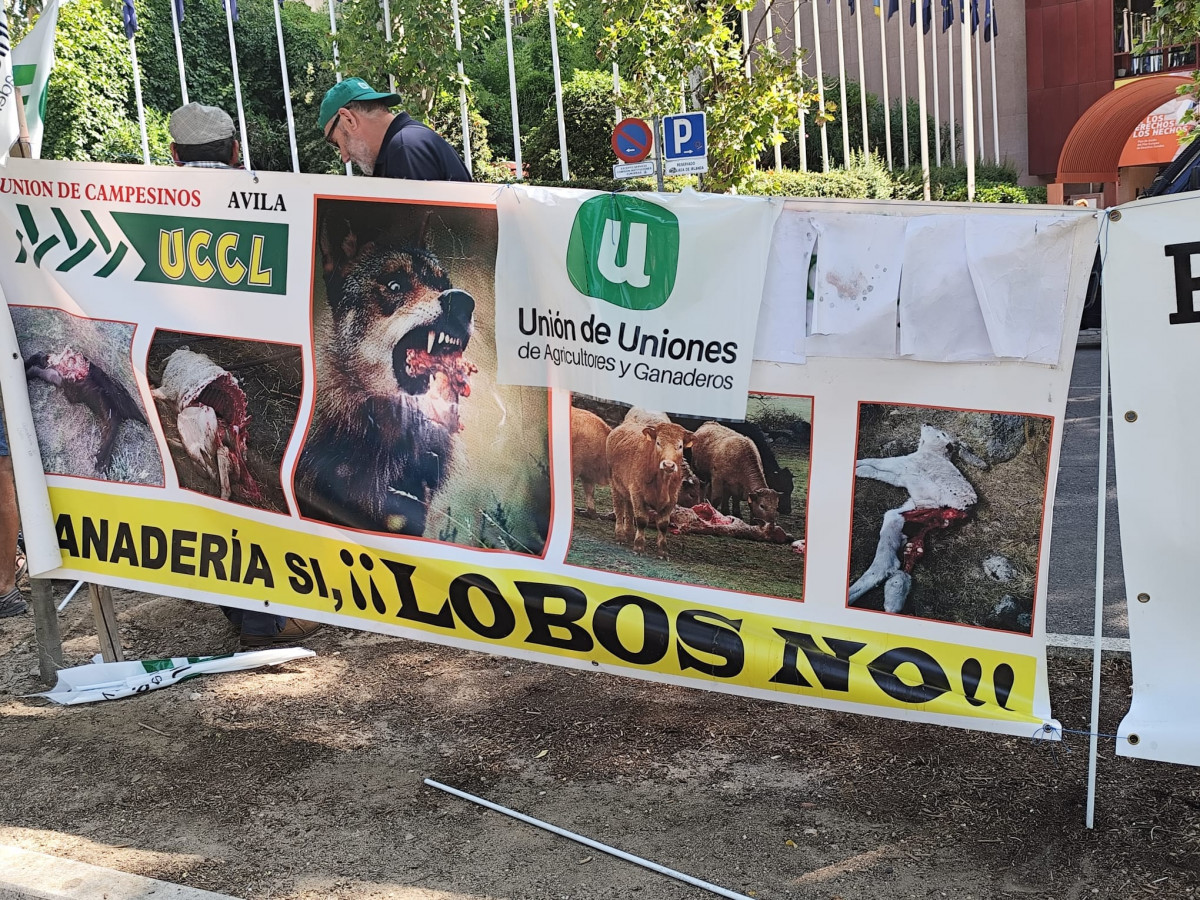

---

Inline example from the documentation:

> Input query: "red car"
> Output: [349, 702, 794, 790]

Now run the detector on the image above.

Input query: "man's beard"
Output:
[346, 135, 378, 174]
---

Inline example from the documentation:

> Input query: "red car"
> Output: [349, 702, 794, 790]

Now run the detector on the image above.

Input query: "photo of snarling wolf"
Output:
[295, 199, 551, 556]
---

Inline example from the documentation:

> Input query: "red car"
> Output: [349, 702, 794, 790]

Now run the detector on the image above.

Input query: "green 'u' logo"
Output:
[565, 194, 679, 311]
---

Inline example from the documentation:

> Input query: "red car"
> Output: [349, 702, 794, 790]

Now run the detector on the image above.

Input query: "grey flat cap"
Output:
[169, 103, 235, 145]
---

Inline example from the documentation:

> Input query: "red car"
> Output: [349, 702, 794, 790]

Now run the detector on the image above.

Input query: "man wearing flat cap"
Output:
[319, 77, 471, 181]
[169, 102, 241, 169]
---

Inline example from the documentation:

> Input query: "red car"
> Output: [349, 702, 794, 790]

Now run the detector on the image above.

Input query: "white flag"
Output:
[11, 0, 59, 158]
[0, 4, 20, 163]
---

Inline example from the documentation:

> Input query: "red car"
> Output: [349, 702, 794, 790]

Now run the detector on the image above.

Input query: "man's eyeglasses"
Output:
[325, 111, 344, 147]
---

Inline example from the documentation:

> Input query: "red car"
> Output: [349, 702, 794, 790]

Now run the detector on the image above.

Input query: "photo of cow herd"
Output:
[565, 394, 813, 601]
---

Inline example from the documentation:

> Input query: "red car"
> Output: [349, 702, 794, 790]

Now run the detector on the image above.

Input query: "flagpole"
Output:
[327, 0, 351, 175]
[833, 0, 850, 164]
[128, 37, 150, 164]
[766, 1, 783, 172]
[222, 0, 251, 170]
[613, 62, 621, 122]
[947, 9, 956, 164]
[897, 0, 909, 166]
[989, 0, 1000, 162]
[451, 0, 472, 175]
[853, 0, 868, 155]
[272, 0, 299, 172]
[547, 0, 568, 180]
[169, 0, 188, 105]
[974, 8, 983, 156]
[914, 0, 930, 199]
[502, 0, 522, 179]
[931, 2, 941, 166]
[811, 0, 830, 171]
[794, 0, 808, 171]
[878, 0, 893, 169]
[961, 0, 975, 198]
[381, 0, 396, 94]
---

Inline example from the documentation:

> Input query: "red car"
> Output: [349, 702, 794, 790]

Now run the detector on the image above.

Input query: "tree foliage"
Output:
[524, 69, 635, 180]
[602, 0, 824, 191]
[1142, 0, 1200, 144]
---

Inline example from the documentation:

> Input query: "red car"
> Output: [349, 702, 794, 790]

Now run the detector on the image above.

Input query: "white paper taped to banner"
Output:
[0, 160, 1098, 741]
[1106, 194, 1200, 767]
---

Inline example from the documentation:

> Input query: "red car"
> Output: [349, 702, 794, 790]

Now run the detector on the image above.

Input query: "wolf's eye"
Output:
[386, 280, 404, 292]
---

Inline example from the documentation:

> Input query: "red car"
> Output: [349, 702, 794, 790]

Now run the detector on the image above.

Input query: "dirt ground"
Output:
[0, 584, 1198, 900]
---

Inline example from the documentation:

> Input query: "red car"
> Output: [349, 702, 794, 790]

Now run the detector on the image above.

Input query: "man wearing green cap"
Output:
[319, 77, 471, 181]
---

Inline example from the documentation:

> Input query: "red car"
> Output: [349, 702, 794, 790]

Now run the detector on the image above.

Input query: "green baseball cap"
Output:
[319, 77, 403, 132]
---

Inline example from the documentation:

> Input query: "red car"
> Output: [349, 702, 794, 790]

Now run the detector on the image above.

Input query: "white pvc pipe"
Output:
[547, 0, 569, 180]
[811, 0, 829, 171]
[223, 0, 251, 171]
[502, 0, 522, 178]
[451, 0, 472, 175]
[56, 580, 85, 613]
[129, 38, 151, 165]
[1086, 258, 1111, 830]
[878, 0, 892, 169]
[272, 0, 299, 173]
[424, 779, 756, 900]
[169, 0, 188, 106]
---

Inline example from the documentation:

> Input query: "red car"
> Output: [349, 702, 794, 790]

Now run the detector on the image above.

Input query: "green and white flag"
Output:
[11, 0, 60, 158]
[0, 4, 19, 161]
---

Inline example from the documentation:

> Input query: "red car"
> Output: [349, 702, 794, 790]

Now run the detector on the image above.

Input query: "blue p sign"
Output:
[662, 112, 707, 160]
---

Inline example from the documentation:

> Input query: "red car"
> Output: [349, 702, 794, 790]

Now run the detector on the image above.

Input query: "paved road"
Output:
[1045, 344, 1128, 639]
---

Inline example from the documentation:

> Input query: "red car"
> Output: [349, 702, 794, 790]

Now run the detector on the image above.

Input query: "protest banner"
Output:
[0, 160, 1096, 739]
[1105, 194, 1200, 766]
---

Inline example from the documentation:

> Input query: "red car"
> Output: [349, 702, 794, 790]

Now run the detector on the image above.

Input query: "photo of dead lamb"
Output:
[566, 394, 811, 600]
[846, 403, 1053, 634]
[147, 332, 301, 514]
[294, 198, 551, 556]
[11, 306, 162, 485]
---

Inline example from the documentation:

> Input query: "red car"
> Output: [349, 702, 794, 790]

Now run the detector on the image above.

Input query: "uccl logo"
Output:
[565, 194, 679, 311]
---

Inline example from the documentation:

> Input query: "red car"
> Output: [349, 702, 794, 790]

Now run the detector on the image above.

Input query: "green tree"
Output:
[1143, 1, 1200, 143]
[603, 0, 823, 192]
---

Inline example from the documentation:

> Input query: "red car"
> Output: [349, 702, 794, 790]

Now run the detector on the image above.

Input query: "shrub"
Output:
[524, 70, 637, 181]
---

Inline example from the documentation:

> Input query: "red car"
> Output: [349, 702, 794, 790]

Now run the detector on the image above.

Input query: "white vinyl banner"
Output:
[1106, 194, 1200, 766]
[494, 186, 782, 418]
[10, 0, 59, 158]
[0, 161, 1097, 740]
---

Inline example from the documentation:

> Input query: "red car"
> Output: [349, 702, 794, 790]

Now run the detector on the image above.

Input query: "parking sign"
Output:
[662, 112, 707, 160]
[662, 112, 708, 176]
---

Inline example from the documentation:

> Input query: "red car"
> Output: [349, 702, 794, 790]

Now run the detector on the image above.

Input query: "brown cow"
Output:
[570, 406, 612, 517]
[606, 420, 694, 556]
[691, 421, 780, 526]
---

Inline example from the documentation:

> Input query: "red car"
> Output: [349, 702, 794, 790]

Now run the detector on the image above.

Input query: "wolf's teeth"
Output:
[427, 330, 436, 353]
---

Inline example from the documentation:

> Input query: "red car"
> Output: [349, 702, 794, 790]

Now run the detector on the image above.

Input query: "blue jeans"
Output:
[221, 606, 286, 637]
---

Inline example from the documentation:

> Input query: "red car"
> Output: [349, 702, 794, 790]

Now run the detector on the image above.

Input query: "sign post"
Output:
[662, 111, 708, 177]
[611, 117, 658, 181]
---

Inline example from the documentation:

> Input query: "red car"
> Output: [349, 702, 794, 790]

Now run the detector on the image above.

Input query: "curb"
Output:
[0, 845, 243, 900]
[1077, 328, 1101, 348]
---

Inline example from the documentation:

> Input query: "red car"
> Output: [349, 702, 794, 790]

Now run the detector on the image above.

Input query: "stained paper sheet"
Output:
[965, 215, 1089, 365]
[898, 216, 994, 362]
[807, 212, 907, 358]
[753, 208, 816, 364]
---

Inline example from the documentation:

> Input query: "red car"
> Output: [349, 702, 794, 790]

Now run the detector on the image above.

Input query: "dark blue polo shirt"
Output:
[373, 112, 472, 182]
